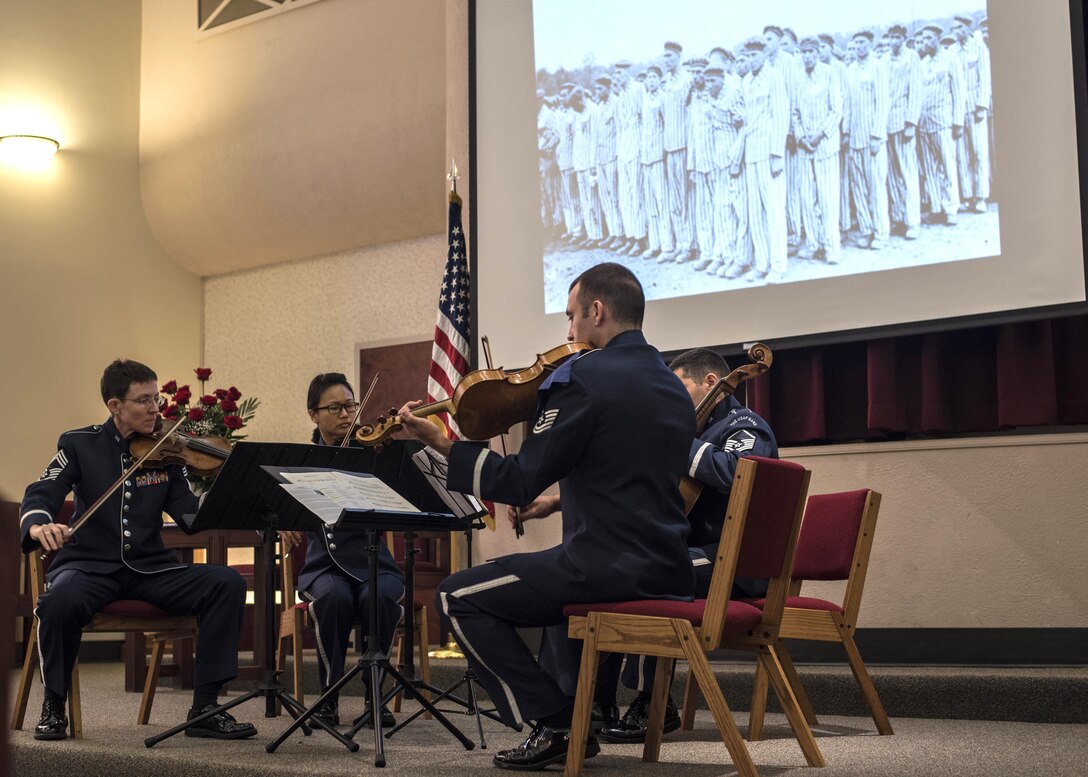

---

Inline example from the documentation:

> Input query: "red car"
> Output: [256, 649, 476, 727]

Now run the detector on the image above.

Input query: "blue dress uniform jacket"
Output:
[447, 329, 696, 604]
[20, 418, 197, 575]
[19, 417, 246, 698]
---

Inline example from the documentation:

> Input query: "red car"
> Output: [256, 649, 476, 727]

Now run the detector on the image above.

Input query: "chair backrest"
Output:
[700, 457, 810, 649]
[792, 489, 882, 625]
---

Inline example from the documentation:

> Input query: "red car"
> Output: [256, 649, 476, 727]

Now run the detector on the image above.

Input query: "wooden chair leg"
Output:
[641, 656, 675, 763]
[679, 666, 698, 731]
[418, 607, 432, 720]
[564, 613, 602, 777]
[839, 626, 894, 735]
[69, 660, 83, 739]
[776, 642, 818, 726]
[138, 636, 167, 725]
[677, 626, 758, 777]
[292, 612, 305, 705]
[760, 645, 824, 767]
[391, 629, 405, 713]
[10, 620, 38, 731]
[748, 655, 769, 741]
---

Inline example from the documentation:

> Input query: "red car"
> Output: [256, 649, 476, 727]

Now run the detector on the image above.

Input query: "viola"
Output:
[355, 341, 593, 446]
[679, 342, 773, 514]
[129, 426, 231, 477]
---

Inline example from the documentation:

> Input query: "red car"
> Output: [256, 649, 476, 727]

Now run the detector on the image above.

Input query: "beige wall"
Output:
[0, 0, 202, 501]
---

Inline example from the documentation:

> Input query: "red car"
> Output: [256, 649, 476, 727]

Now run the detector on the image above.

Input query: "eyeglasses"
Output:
[122, 395, 164, 410]
[316, 402, 360, 416]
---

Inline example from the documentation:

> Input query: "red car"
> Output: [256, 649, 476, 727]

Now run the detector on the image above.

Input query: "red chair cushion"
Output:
[99, 599, 173, 618]
[742, 596, 844, 614]
[563, 599, 764, 636]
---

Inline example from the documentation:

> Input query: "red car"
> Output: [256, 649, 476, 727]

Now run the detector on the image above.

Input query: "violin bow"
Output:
[59, 415, 189, 546]
[482, 335, 522, 538]
[340, 372, 380, 447]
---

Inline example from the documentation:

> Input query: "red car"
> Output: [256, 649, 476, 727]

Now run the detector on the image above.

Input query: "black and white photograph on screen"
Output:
[533, 0, 998, 313]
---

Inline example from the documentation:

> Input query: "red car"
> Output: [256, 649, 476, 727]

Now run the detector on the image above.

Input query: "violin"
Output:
[355, 341, 593, 446]
[679, 342, 773, 514]
[129, 427, 231, 476]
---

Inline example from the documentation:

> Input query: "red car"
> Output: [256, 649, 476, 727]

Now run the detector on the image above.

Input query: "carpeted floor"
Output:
[9, 663, 1088, 776]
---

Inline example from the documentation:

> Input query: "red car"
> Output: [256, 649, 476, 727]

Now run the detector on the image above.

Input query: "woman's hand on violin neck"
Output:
[30, 523, 70, 553]
[397, 400, 454, 456]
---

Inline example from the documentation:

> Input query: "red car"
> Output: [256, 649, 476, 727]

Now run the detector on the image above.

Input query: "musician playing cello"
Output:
[278, 373, 402, 729]
[18, 359, 255, 741]
[398, 263, 695, 770]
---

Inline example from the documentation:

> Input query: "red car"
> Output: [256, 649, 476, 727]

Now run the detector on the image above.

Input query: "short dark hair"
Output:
[568, 262, 645, 328]
[307, 372, 354, 411]
[669, 348, 730, 382]
[101, 359, 157, 404]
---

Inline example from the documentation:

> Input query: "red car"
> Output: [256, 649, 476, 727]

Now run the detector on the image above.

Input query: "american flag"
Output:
[427, 191, 472, 440]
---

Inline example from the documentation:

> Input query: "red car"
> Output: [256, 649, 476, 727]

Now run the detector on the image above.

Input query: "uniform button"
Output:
[124, 530, 132, 538]
[125, 480, 132, 487]
[124, 491, 132, 499]
[123, 505, 129, 513]
[123, 544, 132, 551]
[329, 543, 337, 550]
[326, 533, 334, 540]
[123, 518, 130, 526]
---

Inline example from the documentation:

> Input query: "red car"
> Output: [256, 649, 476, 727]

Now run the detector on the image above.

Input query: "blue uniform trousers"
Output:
[36, 564, 245, 698]
[301, 570, 404, 691]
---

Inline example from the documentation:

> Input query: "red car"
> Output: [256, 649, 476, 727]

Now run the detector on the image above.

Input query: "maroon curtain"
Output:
[747, 314, 1088, 446]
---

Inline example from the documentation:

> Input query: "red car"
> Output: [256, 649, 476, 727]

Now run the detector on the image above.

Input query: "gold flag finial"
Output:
[447, 159, 459, 193]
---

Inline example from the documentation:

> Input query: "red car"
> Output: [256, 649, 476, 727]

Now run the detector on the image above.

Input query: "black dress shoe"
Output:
[311, 695, 340, 727]
[34, 698, 68, 741]
[353, 699, 396, 729]
[493, 723, 600, 770]
[599, 693, 680, 744]
[591, 702, 620, 732]
[184, 704, 258, 739]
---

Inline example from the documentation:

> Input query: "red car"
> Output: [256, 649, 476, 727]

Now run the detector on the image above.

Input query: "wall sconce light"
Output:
[0, 134, 60, 169]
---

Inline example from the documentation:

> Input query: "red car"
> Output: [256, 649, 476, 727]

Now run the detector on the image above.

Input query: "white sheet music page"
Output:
[277, 470, 418, 525]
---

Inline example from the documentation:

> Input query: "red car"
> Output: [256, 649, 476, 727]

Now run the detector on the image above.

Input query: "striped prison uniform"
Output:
[793, 61, 843, 261]
[843, 55, 891, 242]
[687, 89, 716, 262]
[710, 75, 748, 268]
[742, 64, 790, 275]
[572, 101, 602, 241]
[919, 48, 964, 219]
[616, 80, 646, 241]
[886, 47, 924, 230]
[640, 87, 670, 252]
[594, 95, 623, 241]
[770, 51, 803, 245]
[662, 67, 694, 253]
[555, 107, 583, 238]
[538, 104, 563, 230]
[954, 33, 992, 202]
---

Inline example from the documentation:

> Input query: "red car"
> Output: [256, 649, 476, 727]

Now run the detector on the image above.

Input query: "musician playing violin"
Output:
[594, 347, 778, 744]
[278, 373, 403, 729]
[398, 263, 695, 771]
[18, 359, 255, 741]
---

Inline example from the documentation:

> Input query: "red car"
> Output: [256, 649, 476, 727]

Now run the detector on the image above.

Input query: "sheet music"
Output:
[411, 447, 488, 518]
[273, 470, 419, 525]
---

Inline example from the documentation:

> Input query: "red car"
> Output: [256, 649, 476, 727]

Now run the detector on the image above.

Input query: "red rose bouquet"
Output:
[160, 366, 259, 442]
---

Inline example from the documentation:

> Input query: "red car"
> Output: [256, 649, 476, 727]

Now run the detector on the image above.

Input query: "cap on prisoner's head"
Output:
[954, 15, 973, 28]
[888, 24, 908, 38]
[614, 59, 633, 70]
[799, 37, 820, 52]
[595, 74, 612, 87]
[703, 65, 724, 78]
[763, 25, 784, 38]
[646, 64, 663, 77]
[664, 40, 683, 54]
[745, 37, 766, 51]
[853, 30, 875, 42]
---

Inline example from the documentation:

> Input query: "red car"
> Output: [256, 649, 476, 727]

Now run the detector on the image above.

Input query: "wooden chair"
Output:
[10, 504, 197, 737]
[563, 457, 820, 777]
[744, 489, 892, 740]
[275, 535, 431, 716]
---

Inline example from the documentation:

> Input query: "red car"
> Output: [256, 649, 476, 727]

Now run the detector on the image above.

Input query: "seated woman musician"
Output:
[278, 372, 404, 728]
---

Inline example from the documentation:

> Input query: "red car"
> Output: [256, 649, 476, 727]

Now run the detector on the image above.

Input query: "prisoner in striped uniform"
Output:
[918, 25, 965, 225]
[660, 41, 695, 263]
[885, 24, 924, 239]
[687, 69, 716, 272]
[538, 91, 563, 239]
[765, 25, 804, 249]
[555, 84, 583, 243]
[640, 65, 670, 259]
[740, 38, 790, 281]
[704, 58, 746, 276]
[614, 61, 646, 256]
[571, 87, 603, 244]
[718, 49, 754, 278]
[951, 16, 992, 212]
[594, 75, 624, 249]
[843, 30, 890, 249]
[819, 34, 854, 237]
[794, 38, 843, 264]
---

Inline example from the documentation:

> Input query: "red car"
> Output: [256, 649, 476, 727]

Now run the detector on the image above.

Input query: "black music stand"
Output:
[265, 502, 476, 766]
[144, 441, 366, 750]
